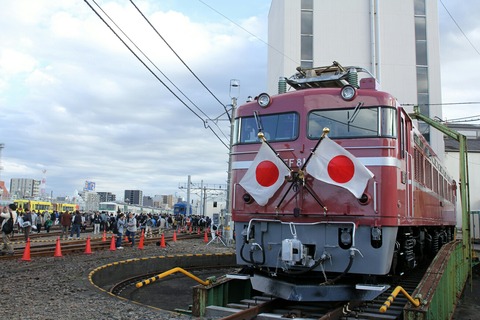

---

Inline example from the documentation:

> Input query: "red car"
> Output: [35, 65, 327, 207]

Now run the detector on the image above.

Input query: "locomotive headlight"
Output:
[340, 228, 352, 246]
[242, 193, 253, 204]
[371, 227, 382, 241]
[257, 93, 271, 108]
[340, 85, 357, 101]
[370, 226, 383, 248]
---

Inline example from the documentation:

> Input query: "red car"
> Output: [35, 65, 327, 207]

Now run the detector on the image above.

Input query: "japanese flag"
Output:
[240, 142, 291, 206]
[306, 136, 374, 198]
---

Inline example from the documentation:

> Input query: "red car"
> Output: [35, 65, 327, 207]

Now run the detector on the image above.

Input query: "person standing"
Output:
[0, 204, 17, 255]
[31, 210, 38, 233]
[36, 212, 44, 233]
[126, 212, 137, 247]
[60, 211, 72, 240]
[115, 214, 126, 249]
[145, 214, 153, 238]
[99, 211, 107, 232]
[92, 212, 101, 234]
[22, 209, 33, 242]
[16, 213, 24, 234]
[70, 210, 82, 239]
[44, 214, 53, 233]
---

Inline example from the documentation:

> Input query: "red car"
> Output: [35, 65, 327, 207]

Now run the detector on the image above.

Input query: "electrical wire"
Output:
[402, 102, 480, 107]
[401, 102, 480, 124]
[446, 117, 480, 124]
[129, 0, 232, 122]
[84, 0, 229, 148]
[440, 0, 480, 56]
[90, 0, 229, 143]
[196, 0, 299, 66]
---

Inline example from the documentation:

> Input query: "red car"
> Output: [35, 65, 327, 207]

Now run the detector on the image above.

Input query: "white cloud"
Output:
[0, 49, 37, 75]
[1, 0, 477, 200]
[1, 0, 269, 199]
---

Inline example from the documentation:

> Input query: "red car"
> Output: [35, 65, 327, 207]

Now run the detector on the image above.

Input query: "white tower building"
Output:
[268, 0, 443, 157]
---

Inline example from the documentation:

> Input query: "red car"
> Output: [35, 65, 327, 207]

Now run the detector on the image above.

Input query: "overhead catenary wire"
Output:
[129, 0, 232, 122]
[89, 0, 229, 143]
[85, 0, 229, 148]
[402, 102, 480, 124]
[196, 0, 299, 66]
[440, 0, 480, 56]
[93, 0, 228, 141]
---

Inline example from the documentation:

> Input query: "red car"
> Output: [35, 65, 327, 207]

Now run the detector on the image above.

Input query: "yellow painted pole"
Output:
[380, 286, 421, 313]
[136, 267, 213, 288]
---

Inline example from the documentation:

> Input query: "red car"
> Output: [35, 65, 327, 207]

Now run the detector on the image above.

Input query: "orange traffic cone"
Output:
[102, 230, 107, 242]
[124, 234, 129, 243]
[204, 230, 209, 243]
[173, 231, 177, 242]
[138, 230, 145, 250]
[54, 237, 63, 257]
[160, 233, 166, 248]
[85, 236, 92, 254]
[110, 235, 116, 251]
[21, 238, 31, 261]
[197, 227, 200, 235]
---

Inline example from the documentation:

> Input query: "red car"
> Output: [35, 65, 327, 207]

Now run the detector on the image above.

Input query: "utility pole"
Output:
[187, 175, 191, 215]
[178, 180, 227, 216]
[0, 143, 4, 182]
[225, 79, 240, 243]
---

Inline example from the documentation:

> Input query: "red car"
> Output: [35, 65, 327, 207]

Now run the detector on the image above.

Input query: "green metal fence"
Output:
[403, 240, 469, 319]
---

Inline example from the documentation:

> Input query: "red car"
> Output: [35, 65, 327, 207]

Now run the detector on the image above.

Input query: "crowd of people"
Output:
[0, 203, 214, 252]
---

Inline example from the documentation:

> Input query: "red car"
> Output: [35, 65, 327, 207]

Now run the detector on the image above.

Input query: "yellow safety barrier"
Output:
[380, 286, 421, 313]
[135, 267, 214, 288]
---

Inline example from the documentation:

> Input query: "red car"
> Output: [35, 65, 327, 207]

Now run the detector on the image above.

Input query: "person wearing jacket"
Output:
[69, 210, 82, 239]
[92, 212, 101, 234]
[60, 211, 72, 240]
[126, 212, 137, 247]
[1, 203, 18, 255]
[115, 214, 126, 249]
[22, 209, 33, 242]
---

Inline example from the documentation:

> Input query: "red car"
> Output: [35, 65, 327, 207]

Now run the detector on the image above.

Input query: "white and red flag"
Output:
[306, 136, 374, 198]
[240, 141, 291, 206]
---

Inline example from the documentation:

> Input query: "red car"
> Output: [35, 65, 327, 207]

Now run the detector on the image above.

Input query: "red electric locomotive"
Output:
[231, 62, 456, 301]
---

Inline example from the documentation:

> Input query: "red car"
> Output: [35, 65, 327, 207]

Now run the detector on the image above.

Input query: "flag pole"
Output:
[257, 132, 292, 172]
[300, 127, 330, 171]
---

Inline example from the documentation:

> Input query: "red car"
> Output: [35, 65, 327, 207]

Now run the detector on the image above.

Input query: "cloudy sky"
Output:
[0, 0, 479, 200]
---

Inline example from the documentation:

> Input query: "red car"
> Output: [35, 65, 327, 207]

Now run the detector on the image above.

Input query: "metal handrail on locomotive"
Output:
[231, 62, 456, 302]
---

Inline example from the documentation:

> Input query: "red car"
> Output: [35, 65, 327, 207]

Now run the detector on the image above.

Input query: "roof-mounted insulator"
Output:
[278, 77, 287, 94]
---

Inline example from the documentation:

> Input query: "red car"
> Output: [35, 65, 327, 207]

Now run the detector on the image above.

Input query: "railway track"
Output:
[0, 231, 204, 260]
[205, 263, 429, 320]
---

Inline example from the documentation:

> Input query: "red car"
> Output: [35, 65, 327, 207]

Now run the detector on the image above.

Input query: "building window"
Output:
[414, 0, 426, 15]
[301, 0, 313, 10]
[414, 0, 430, 142]
[301, 0, 313, 68]
[416, 40, 427, 66]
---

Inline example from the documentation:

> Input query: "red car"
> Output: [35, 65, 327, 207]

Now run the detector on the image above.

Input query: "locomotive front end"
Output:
[230, 65, 404, 301]
[230, 63, 455, 302]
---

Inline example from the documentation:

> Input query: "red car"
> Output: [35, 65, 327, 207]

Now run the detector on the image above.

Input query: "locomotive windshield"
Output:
[235, 112, 299, 143]
[308, 106, 396, 139]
